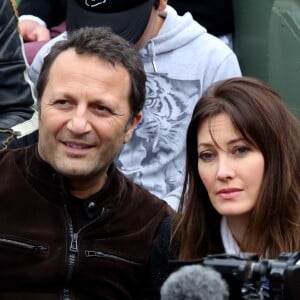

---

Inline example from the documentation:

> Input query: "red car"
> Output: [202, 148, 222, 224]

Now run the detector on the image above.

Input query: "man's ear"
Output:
[124, 112, 142, 144]
[158, 0, 167, 11]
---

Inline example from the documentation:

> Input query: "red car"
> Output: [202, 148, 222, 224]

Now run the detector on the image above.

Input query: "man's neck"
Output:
[68, 173, 108, 199]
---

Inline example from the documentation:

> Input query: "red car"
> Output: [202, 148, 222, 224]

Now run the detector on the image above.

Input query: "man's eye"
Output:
[53, 100, 71, 107]
[93, 104, 113, 115]
[96, 105, 108, 111]
[198, 151, 215, 161]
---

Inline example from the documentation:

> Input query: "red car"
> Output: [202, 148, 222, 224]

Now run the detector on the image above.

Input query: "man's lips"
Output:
[61, 140, 94, 155]
[216, 188, 243, 200]
[64, 142, 92, 149]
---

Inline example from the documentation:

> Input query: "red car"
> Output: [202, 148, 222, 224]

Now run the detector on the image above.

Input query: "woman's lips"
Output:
[216, 188, 243, 200]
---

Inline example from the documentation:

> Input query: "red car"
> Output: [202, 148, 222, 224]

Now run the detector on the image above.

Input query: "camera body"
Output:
[170, 252, 300, 300]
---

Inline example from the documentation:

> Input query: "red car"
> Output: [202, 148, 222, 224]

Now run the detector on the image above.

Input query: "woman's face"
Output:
[197, 113, 265, 222]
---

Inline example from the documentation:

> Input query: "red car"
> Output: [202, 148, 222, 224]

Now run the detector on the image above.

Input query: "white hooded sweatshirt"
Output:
[29, 6, 241, 209]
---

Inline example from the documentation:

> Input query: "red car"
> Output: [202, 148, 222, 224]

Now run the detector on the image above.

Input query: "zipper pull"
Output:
[33, 245, 48, 255]
[85, 250, 104, 258]
[70, 233, 78, 253]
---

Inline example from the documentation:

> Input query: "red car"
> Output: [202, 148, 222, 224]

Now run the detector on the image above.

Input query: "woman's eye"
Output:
[198, 151, 215, 161]
[233, 146, 250, 155]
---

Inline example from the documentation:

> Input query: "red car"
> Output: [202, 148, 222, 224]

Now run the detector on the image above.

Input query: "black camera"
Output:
[170, 252, 300, 300]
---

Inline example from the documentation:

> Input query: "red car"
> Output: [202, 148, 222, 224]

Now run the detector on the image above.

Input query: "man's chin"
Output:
[54, 163, 94, 179]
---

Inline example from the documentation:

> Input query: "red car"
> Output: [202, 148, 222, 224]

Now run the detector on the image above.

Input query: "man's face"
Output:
[135, 0, 167, 49]
[38, 49, 141, 195]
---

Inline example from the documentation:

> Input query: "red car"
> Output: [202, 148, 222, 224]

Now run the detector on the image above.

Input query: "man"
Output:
[0, 0, 37, 149]
[29, 0, 242, 209]
[0, 27, 170, 299]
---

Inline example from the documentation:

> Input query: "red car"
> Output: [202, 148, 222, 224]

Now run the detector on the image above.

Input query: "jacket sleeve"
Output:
[147, 216, 175, 300]
[18, 0, 66, 28]
[0, 0, 38, 149]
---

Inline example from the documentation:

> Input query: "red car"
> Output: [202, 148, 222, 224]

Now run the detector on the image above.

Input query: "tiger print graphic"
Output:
[116, 72, 200, 201]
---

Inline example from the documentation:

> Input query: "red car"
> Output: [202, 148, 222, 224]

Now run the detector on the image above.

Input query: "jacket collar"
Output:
[24, 144, 124, 218]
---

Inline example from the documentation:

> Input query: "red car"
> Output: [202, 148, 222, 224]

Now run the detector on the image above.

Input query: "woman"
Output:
[150, 77, 300, 297]
[176, 76, 300, 259]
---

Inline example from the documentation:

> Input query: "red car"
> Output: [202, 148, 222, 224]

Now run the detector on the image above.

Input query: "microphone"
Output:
[160, 264, 229, 300]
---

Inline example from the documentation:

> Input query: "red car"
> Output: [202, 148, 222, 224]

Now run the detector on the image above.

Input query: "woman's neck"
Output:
[226, 215, 249, 246]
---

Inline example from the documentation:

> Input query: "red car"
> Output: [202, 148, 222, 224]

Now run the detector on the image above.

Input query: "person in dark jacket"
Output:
[0, 26, 171, 299]
[0, 0, 37, 149]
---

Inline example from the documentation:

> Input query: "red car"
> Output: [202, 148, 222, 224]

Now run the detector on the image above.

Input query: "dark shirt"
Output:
[170, 0, 234, 36]
[18, 0, 66, 27]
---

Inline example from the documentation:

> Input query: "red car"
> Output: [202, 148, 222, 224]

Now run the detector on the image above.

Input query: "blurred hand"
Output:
[19, 20, 51, 42]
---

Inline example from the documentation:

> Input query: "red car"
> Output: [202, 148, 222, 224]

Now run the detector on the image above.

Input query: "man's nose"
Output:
[66, 109, 92, 135]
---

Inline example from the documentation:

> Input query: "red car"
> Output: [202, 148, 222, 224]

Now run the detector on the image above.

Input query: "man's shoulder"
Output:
[0, 145, 34, 166]
[0, 147, 22, 163]
[114, 167, 172, 215]
[0, 146, 36, 191]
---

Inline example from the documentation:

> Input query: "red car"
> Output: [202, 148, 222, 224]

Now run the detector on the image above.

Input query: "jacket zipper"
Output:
[85, 250, 143, 266]
[62, 205, 106, 299]
[0, 238, 47, 255]
[0, 128, 20, 150]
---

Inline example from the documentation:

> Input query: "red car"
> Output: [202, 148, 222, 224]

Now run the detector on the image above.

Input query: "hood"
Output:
[139, 5, 207, 59]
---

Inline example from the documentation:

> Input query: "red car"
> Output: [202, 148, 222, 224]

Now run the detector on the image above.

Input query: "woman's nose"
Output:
[216, 156, 235, 181]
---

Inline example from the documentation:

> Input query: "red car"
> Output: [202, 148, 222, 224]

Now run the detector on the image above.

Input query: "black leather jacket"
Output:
[0, 145, 171, 299]
[0, 0, 37, 149]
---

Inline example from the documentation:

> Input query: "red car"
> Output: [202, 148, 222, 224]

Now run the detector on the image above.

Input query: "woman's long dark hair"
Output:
[174, 77, 300, 259]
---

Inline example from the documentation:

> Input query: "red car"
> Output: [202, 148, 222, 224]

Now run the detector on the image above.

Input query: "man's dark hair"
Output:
[154, 0, 160, 9]
[37, 27, 146, 117]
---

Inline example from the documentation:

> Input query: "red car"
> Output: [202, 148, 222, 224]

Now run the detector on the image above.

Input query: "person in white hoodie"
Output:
[29, 0, 241, 209]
